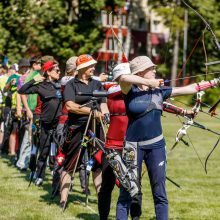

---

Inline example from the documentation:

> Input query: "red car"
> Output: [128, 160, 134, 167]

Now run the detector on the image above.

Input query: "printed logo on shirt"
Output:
[158, 161, 165, 167]
[56, 90, 62, 99]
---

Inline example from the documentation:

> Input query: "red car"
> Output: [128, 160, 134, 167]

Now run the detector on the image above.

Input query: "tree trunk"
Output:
[124, 5, 132, 60]
[118, 11, 123, 63]
[171, 29, 180, 87]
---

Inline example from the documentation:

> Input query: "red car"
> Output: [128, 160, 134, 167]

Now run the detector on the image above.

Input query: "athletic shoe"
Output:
[35, 178, 43, 186]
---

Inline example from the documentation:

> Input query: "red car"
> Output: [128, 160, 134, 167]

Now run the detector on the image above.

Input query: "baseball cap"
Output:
[112, 63, 131, 81]
[18, 58, 30, 68]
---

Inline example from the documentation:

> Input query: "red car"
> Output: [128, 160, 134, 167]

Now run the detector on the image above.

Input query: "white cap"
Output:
[112, 63, 131, 81]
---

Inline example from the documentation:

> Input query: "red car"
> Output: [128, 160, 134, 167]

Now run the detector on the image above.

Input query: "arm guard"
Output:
[163, 102, 186, 115]
[195, 78, 220, 91]
[163, 102, 195, 119]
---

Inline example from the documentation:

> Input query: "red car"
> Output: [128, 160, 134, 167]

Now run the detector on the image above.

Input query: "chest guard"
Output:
[127, 89, 163, 120]
[146, 90, 163, 112]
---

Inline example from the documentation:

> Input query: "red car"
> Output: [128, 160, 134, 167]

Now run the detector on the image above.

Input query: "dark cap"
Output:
[18, 58, 30, 68]
[30, 55, 41, 66]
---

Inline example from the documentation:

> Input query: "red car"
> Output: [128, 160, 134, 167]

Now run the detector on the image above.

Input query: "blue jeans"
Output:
[116, 147, 168, 220]
[16, 127, 31, 169]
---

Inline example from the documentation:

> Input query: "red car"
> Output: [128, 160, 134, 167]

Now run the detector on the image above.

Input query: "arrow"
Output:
[164, 71, 220, 84]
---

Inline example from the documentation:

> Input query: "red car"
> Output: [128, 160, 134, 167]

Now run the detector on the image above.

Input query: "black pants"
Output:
[98, 149, 122, 220]
[62, 123, 86, 173]
[1, 108, 21, 153]
[79, 149, 90, 190]
[62, 120, 104, 173]
[36, 121, 58, 179]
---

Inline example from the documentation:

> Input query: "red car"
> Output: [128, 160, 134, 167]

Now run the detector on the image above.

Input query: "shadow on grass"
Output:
[1, 154, 17, 167]
[76, 213, 115, 220]
[69, 193, 98, 205]
[149, 217, 182, 220]
[39, 182, 98, 207]
[0, 155, 100, 218]
[76, 213, 99, 220]
[76, 212, 115, 220]
[1, 154, 31, 180]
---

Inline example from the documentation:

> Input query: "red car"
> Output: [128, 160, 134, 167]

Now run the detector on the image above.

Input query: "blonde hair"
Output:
[65, 56, 78, 76]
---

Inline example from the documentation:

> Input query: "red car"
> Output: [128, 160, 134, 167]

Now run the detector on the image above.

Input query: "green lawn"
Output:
[0, 110, 220, 220]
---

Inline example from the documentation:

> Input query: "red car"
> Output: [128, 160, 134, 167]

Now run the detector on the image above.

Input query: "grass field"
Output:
[0, 109, 220, 220]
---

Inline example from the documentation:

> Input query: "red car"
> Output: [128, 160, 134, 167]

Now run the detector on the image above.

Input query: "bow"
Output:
[170, 2, 220, 171]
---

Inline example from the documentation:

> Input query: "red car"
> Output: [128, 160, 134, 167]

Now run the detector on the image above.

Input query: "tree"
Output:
[0, 0, 124, 67]
[148, 0, 220, 104]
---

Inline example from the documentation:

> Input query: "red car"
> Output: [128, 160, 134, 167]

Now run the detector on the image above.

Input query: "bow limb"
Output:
[204, 137, 220, 173]
[209, 98, 220, 116]
[176, 1, 220, 84]
[201, 28, 208, 80]
[181, 0, 220, 52]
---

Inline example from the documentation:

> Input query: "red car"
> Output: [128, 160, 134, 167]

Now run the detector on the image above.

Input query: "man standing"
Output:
[3, 59, 29, 158]
[16, 56, 42, 171]
[0, 64, 15, 152]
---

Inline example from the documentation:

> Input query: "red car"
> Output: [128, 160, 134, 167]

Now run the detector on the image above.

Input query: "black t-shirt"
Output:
[18, 79, 62, 123]
[64, 77, 106, 122]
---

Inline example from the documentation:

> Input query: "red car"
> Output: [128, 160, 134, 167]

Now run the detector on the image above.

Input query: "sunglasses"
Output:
[53, 68, 60, 73]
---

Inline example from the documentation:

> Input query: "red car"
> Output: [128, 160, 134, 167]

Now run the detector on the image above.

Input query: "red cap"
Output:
[42, 61, 56, 72]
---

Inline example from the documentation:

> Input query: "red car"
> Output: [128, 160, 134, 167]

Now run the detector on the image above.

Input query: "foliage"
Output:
[0, 0, 124, 66]
[148, 0, 220, 104]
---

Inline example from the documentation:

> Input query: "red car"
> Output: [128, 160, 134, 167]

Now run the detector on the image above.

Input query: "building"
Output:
[96, 0, 170, 72]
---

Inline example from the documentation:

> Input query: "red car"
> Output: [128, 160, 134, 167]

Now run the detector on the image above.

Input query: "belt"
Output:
[127, 134, 164, 146]
[110, 112, 127, 116]
[105, 139, 124, 146]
